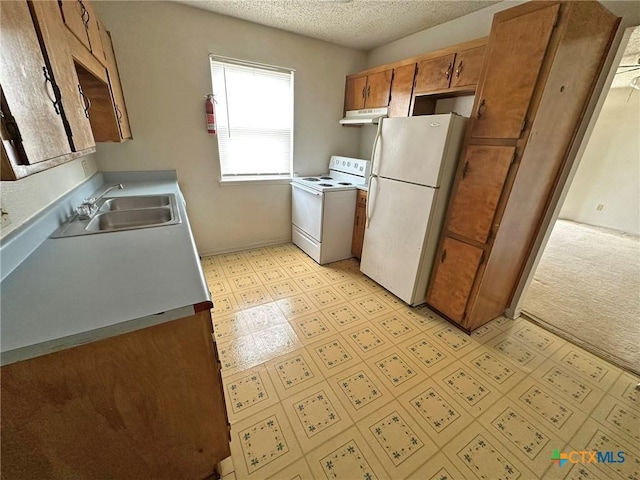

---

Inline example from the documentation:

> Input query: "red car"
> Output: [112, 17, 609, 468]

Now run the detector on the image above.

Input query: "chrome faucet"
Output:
[77, 183, 123, 219]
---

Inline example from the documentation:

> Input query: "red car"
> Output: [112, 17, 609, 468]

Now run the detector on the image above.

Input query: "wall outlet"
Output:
[596, 204, 604, 211]
[81, 159, 91, 177]
[1, 205, 11, 228]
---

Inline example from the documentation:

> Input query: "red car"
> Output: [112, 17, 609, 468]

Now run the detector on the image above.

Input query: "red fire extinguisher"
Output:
[205, 94, 216, 135]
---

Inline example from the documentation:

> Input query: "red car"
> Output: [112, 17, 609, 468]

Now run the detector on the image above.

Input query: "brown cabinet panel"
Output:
[471, 4, 559, 140]
[83, 0, 106, 64]
[352, 190, 367, 258]
[427, 237, 483, 322]
[415, 54, 456, 94]
[388, 63, 416, 117]
[345, 76, 366, 111]
[365, 70, 392, 108]
[0, 0, 71, 165]
[59, 0, 90, 50]
[447, 145, 515, 244]
[99, 23, 132, 140]
[31, 1, 95, 152]
[450, 45, 486, 89]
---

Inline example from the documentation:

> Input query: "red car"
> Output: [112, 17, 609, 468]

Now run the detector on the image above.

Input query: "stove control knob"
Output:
[347, 162, 351, 167]
[359, 166, 363, 171]
[342, 161, 346, 166]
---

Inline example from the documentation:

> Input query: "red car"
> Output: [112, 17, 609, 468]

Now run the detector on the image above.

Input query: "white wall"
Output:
[560, 87, 640, 235]
[0, 156, 98, 239]
[93, 1, 366, 255]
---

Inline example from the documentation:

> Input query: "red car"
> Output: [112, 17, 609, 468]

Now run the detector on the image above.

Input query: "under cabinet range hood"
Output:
[339, 107, 388, 125]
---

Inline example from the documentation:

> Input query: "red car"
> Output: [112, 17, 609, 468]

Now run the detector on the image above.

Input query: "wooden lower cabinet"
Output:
[352, 189, 367, 258]
[427, 1, 619, 332]
[0, 309, 230, 479]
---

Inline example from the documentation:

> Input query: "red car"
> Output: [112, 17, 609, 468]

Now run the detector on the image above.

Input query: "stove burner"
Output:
[318, 183, 333, 187]
[338, 182, 352, 185]
[302, 177, 319, 181]
[320, 176, 333, 180]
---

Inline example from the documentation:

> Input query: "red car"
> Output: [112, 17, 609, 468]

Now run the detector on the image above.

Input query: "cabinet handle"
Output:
[455, 61, 463, 78]
[445, 63, 452, 79]
[79, 0, 89, 27]
[462, 161, 469, 179]
[476, 99, 486, 119]
[115, 104, 123, 124]
[361, 86, 366, 100]
[366, 85, 370, 98]
[441, 249, 447, 263]
[78, 84, 91, 119]
[43, 67, 61, 115]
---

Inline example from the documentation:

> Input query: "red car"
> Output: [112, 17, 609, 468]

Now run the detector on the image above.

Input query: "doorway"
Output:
[521, 26, 640, 374]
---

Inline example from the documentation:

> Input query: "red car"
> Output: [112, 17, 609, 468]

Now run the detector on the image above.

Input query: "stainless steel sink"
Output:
[99, 195, 171, 212]
[51, 194, 181, 238]
[86, 208, 174, 232]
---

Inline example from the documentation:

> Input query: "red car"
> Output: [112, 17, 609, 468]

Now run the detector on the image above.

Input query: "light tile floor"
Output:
[203, 243, 640, 480]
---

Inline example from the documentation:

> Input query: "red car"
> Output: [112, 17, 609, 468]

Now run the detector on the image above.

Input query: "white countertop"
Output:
[0, 177, 210, 365]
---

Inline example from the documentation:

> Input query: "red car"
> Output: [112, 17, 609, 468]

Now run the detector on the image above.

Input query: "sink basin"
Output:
[86, 208, 174, 232]
[51, 193, 181, 238]
[99, 195, 171, 212]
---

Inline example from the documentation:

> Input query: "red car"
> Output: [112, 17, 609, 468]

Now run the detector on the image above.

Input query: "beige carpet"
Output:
[522, 219, 640, 375]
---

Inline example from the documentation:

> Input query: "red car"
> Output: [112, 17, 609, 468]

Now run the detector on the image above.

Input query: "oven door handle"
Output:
[291, 182, 322, 196]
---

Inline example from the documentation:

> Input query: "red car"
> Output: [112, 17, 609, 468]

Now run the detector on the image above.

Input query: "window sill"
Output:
[218, 176, 292, 187]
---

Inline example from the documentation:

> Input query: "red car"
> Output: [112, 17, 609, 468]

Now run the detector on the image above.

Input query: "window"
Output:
[210, 56, 294, 181]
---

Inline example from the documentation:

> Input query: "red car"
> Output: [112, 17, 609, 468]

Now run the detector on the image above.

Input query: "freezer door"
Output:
[360, 176, 435, 305]
[372, 115, 455, 187]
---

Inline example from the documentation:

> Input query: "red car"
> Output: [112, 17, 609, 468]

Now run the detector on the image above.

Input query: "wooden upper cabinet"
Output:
[427, 236, 484, 322]
[364, 70, 392, 108]
[59, 0, 90, 50]
[388, 63, 416, 117]
[30, 1, 95, 152]
[450, 45, 486, 89]
[447, 145, 515, 244]
[414, 54, 456, 94]
[59, 0, 105, 64]
[471, 4, 560, 140]
[99, 21, 132, 140]
[344, 70, 392, 112]
[0, 1, 71, 166]
[345, 76, 366, 111]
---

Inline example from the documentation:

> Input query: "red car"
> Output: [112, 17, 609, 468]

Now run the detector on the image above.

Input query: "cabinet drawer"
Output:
[427, 237, 484, 322]
[447, 145, 514, 244]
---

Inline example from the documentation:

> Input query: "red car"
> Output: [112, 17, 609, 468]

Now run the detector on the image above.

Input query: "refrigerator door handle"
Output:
[366, 174, 377, 227]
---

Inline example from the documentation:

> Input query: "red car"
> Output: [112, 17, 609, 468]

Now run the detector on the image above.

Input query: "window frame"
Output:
[209, 55, 295, 185]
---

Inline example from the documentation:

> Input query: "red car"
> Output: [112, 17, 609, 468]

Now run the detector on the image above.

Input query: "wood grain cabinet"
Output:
[427, 1, 619, 332]
[414, 45, 486, 96]
[352, 189, 367, 258]
[0, 0, 95, 181]
[1, 308, 231, 479]
[59, 0, 106, 64]
[344, 70, 392, 112]
[388, 63, 417, 117]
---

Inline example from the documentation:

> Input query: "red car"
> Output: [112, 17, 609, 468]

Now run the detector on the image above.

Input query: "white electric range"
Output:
[291, 156, 370, 264]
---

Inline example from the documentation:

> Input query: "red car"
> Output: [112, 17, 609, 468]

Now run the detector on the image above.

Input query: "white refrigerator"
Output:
[360, 114, 468, 306]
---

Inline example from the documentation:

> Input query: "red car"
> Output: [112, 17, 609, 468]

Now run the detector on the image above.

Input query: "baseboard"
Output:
[199, 237, 292, 257]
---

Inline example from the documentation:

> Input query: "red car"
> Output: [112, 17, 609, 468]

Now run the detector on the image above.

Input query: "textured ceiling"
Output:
[176, 0, 499, 50]
[613, 26, 640, 89]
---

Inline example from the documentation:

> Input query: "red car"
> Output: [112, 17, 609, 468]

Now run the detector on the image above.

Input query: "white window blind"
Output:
[210, 56, 294, 179]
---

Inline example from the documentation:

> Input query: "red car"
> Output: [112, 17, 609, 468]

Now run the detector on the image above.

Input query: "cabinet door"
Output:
[364, 70, 392, 108]
[471, 4, 560, 139]
[388, 63, 416, 117]
[447, 145, 515, 244]
[99, 22, 132, 139]
[450, 45, 485, 89]
[414, 54, 455, 94]
[83, 0, 107, 64]
[0, 1, 70, 164]
[428, 237, 483, 322]
[345, 76, 366, 111]
[31, 1, 95, 152]
[352, 204, 366, 258]
[59, 0, 90, 50]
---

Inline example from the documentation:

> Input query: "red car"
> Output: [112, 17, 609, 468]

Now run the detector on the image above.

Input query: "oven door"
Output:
[291, 183, 324, 242]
